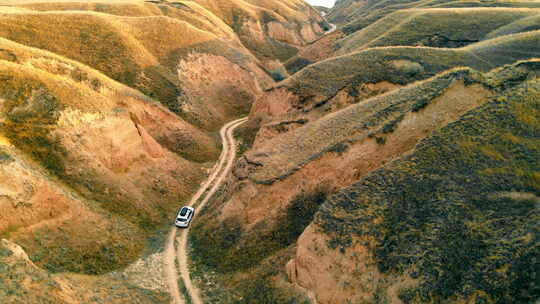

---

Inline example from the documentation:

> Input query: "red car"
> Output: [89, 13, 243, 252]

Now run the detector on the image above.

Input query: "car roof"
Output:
[177, 206, 194, 217]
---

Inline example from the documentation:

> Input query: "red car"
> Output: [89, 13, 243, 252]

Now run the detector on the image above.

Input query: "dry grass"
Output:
[0, 11, 155, 86]
[279, 29, 540, 103]
[0, 5, 269, 128]
[331, 0, 540, 37]
[247, 59, 540, 185]
[0, 239, 169, 303]
[15, 0, 162, 16]
[315, 75, 540, 304]
[486, 13, 540, 38]
[337, 8, 540, 54]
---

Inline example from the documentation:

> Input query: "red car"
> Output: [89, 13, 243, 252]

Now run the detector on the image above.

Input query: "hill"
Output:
[289, 63, 540, 304]
[0, 37, 218, 277]
[328, 0, 540, 36]
[251, 30, 540, 146]
[0, 6, 270, 130]
[336, 8, 540, 54]
[3, 0, 540, 303]
[189, 60, 540, 303]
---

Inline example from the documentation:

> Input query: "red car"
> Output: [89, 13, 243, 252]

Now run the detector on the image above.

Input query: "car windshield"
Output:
[177, 218, 187, 222]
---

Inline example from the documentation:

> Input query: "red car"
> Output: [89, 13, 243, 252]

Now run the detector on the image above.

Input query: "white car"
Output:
[175, 206, 195, 228]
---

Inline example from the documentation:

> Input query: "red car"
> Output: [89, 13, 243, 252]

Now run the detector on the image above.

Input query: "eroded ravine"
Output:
[164, 118, 247, 304]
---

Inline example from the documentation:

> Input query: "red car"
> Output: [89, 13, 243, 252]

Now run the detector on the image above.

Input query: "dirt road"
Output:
[164, 117, 247, 304]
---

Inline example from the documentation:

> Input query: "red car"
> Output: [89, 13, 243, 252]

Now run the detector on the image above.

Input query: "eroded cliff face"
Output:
[0, 143, 146, 274]
[285, 64, 540, 304]
[221, 76, 493, 229]
[177, 53, 270, 130]
[0, 39, 214, 274]
[192, 61, 540, 303]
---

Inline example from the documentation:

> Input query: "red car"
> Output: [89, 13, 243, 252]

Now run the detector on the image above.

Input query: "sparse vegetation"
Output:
[0, 70, 67, 176]
[234, 116, 262, 155]
[3, 0, 540, 303]
[316, 76, 540, 303]
[191, 186, 330, 273]
[337, 8, 540, 54]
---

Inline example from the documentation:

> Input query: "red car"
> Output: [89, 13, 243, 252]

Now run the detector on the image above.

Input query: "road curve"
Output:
[164, 117, 247, 304]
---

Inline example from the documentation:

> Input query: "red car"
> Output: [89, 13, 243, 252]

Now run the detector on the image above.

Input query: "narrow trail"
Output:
[164, 117, 247, 304]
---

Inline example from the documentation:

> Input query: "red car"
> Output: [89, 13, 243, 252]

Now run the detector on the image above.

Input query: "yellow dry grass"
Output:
[0, 11, 157, 81]
[245, 0, 315, 21]
[0, 36, 132, 111]
[0, 135, 12, 146]
[0, 7, 244, 114]
[6, 0, 239, 40]
[0, 35, 219, 160]
[182, 0, 258, 25]
[119, 15, 217, 60]
[337, 7, 540, 54]
[15, 0, 161, 16]
[159, 1, 239, 41]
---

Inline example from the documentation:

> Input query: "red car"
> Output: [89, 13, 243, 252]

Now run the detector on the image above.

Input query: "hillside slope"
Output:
[329, 0, 540, 35]
[0, 0, 330, 302]
[190, 60, 540, 303]
[0, 0, 328, 130]
[251, 30, 540, 145]
[0, 37, 216, 275]
[289, 65, 540, 304]
[336, 8, 540, 54]
[286, 4, 540, 75]
[0, 6, 267, 130]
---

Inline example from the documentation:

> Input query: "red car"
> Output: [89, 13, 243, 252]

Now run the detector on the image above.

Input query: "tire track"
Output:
[164, 117, 247, 304]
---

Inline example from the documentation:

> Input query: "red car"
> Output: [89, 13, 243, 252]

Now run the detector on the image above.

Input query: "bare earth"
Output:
[164, 118, 247, 304]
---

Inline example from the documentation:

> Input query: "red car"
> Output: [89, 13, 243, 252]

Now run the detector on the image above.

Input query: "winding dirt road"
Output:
[164, 117, 247, 304]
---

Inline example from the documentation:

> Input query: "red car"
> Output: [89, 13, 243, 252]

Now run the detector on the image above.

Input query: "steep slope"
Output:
[190, 60, 540, 303]
[0, 36, 216, 275]
[192, 0, 328, 61]
[251, 30, 540, 144]
[288, 66, 540, 304]
[284, 29, 345, 75]
[336, 8, 540, 54]
[0, 6, 270, 130]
